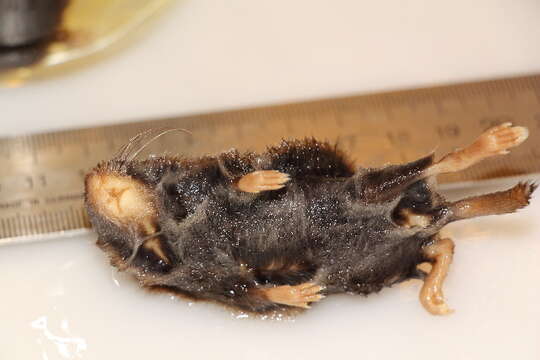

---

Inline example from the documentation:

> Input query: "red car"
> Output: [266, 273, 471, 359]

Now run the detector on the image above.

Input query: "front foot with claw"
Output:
[236, 170, 290, 193]
[260, 282, 325, 309]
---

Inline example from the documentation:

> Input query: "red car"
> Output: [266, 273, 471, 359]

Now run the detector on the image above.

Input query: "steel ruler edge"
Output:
[1, 73, 539, 243]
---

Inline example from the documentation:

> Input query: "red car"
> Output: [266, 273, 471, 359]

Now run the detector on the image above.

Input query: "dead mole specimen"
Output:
[85, 123, 536, 315]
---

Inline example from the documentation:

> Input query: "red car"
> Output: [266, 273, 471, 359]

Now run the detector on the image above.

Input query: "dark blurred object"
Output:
[0, 0, 170, 85]
[0, 0, 68, 69]
[0, 41, 47, 68]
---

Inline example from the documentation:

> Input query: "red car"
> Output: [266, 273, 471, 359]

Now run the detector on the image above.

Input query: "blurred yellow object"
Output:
[0, 0, 171, 87]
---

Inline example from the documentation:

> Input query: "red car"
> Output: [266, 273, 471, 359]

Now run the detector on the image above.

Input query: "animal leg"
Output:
[253, 282, 325, 309]
[352, 123, 528, 203]
[236, 170, 290, 193]
[350, 153, 435, 203]
[426, 123, 528, 176]
[145, 272, 324, 311]
[449, 182, 537, 222]
[419, 237, 455, 315]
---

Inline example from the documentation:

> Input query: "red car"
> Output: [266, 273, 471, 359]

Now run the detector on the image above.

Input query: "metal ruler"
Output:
[1, 74, 539, 243]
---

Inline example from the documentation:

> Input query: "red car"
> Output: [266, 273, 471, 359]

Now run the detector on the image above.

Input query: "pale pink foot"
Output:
[260, 282, 325, 308]
[428, 123, 529, 175]
[236, 170, 290, 193]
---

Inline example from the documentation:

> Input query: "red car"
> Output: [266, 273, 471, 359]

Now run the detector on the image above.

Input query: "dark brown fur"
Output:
[85, 133, 536, 314]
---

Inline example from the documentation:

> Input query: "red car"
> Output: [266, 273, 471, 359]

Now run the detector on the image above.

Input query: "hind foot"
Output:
[236, 170, 290, 193]
[259, 282, 325, 308]
[427, 123, 529, 175]
[450, 181, 537, 221]
[419, 237, 455, 315]
[478, 122, 529, 155]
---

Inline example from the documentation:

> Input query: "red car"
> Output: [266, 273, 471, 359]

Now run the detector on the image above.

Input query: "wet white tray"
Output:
[1, 180, 539, 359]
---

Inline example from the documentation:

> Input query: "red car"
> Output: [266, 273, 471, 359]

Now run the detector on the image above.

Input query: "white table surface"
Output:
[1, 1, 539, 359]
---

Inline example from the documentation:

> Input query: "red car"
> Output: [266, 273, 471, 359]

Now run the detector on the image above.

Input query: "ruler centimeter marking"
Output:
[1, 74, 539, 242]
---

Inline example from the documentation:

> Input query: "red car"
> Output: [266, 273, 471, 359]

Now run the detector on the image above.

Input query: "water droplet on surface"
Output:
[235, 313, 249, 319]
[111, 268, 121, 287]
[30, 315, 87, 359]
